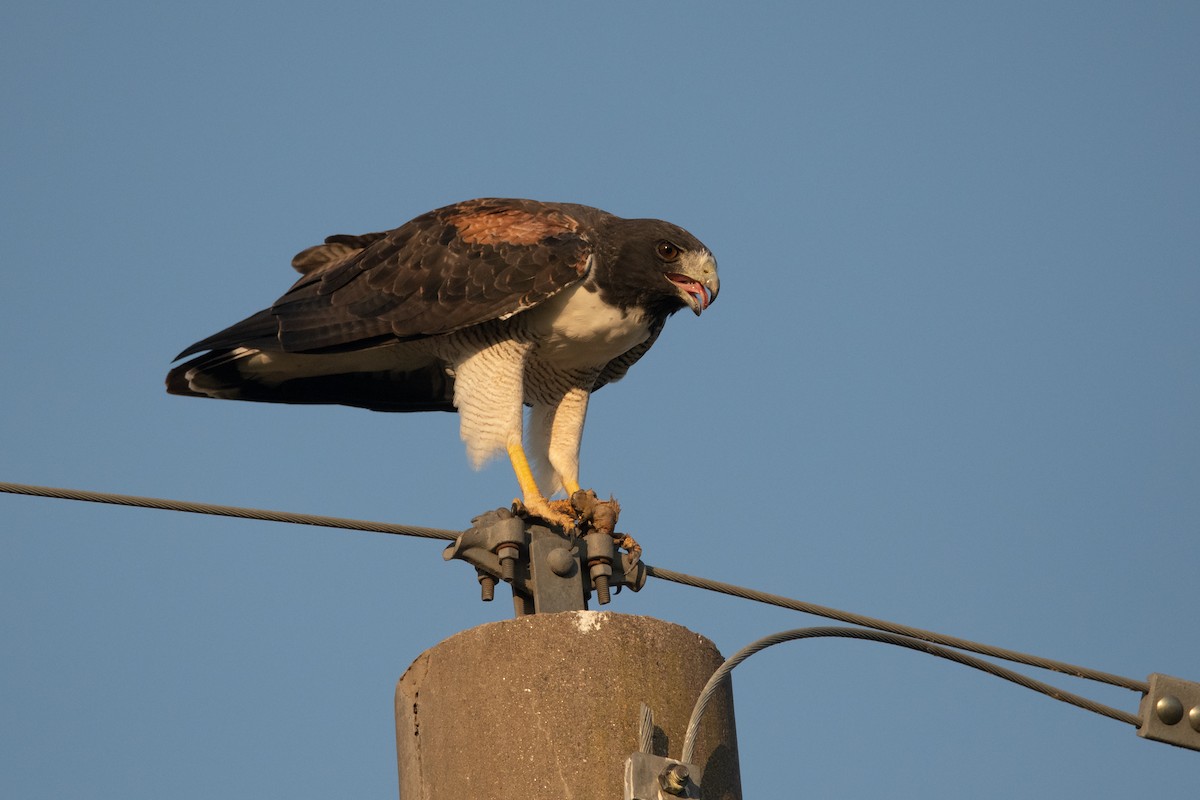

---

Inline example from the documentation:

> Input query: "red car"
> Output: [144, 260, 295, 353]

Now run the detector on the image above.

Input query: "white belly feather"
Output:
[527, 282, 650, 370]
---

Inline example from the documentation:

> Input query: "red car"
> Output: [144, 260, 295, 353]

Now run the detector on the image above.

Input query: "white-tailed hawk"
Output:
[166, 198, 719, 527]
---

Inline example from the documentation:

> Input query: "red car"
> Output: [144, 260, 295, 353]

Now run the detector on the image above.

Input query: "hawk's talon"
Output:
[514, 496, 578, 533]
[615, 532, 642, 560]
[515, 489, 635, 545]
[569, 490, 621, 538]
[547, 498, 577, 517]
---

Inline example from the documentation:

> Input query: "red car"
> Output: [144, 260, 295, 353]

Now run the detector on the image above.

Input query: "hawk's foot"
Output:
[546, 498, 577, 518]
[567, 490, 640, 557]
[512, 497, 578, 533]
[569, 490, 621, 537]
[511, 491, 630, 543]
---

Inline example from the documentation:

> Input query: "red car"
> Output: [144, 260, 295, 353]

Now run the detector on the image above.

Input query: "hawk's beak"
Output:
[667, 252, 720, 316]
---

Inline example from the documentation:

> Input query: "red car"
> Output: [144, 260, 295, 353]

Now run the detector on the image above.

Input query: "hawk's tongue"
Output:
[669, 274, 710, 311]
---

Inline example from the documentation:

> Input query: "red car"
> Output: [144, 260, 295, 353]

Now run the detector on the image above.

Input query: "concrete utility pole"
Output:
[396, 611, 742, 799]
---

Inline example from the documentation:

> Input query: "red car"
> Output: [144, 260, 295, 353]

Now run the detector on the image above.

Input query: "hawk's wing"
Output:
[175, 198, 596, 359]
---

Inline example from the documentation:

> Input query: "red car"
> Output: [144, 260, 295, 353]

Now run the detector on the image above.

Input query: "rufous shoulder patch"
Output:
[448, 204, 579, 246]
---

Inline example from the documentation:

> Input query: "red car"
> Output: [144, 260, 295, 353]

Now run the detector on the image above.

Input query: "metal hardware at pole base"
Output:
[1138, 673, 1200, 751]
[444, 507, 645, 616]
[625, 753, 702, 799]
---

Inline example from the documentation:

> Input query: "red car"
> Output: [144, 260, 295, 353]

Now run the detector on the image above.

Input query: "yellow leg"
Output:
[564, 477, 581, 495]
[506, 439, 544, 508]
[507, 439, 575, 529]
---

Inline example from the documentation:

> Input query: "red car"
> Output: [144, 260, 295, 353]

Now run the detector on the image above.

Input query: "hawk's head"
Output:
[601, 217, 720, 318]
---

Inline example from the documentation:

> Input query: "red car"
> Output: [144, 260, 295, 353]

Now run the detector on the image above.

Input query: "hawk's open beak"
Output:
[667, 252, 720, 316]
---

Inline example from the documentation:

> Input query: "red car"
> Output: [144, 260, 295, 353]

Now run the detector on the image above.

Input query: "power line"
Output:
[0, 480, 457, 541]
[680, 626, 1142, 765]
[645, 565, 1148, 693]
[0, 480, 1149, 699]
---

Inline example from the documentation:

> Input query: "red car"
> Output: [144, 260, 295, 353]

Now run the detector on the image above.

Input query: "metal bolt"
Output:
[497, 543, 519, 582]
[1155, 695, 1184, 725]
[583, 531, 614, 604]
[593, 572, 611, 605]
[659, 763, 689, 796]
[477, 571, 496, 602]
[588, 558, 613, 605]
[1189, 705, 1200, 733]
[548, 546, 576, 577]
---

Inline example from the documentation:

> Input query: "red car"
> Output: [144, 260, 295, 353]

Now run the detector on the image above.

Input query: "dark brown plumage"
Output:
[168, 197, 719, 526]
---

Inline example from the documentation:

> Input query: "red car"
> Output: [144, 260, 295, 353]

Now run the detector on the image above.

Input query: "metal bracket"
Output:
[1138, 673, 1200, 752]
[444, 507, 646, 616]
[625, 753, 702, 799]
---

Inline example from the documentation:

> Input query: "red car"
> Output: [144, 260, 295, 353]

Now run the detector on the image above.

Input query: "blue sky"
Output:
[3, 2, 1198, 797]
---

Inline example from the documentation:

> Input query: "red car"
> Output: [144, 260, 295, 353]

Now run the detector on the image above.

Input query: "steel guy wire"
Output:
[680, 626, 1143, 765]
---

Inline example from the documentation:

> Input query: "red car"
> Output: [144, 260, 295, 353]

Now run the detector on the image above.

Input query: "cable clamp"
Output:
[1138, 673, 1200, 751]
[625, 753, 702, 799]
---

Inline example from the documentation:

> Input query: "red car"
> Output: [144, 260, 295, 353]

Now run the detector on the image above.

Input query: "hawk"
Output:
[166, 198, 719, 528]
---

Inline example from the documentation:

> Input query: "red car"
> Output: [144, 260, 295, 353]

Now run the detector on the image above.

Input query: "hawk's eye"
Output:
[655, 241, 681, 262]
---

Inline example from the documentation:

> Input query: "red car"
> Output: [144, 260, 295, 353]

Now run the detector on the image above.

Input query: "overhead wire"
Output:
[0, 481, 458, 541]
[1, 480, 1150, 725]
[680, 626, 1142, 764]
[645, 565, 1148, 693]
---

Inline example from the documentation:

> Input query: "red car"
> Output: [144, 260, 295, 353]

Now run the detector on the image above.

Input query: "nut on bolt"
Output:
[659, 763, 690, 795]
[584, 531, 615, 605]
[589, 560, 613, 604]
[496, 542, 519, 582]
